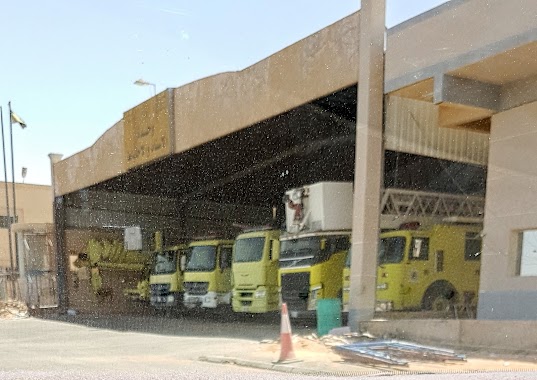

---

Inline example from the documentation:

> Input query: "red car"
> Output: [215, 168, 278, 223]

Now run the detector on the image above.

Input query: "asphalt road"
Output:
[44, 308, 317, 341]
[1, 313, 536, 379]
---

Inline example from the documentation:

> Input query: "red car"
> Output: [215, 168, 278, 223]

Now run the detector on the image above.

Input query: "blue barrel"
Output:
[316, 299, 342, 336]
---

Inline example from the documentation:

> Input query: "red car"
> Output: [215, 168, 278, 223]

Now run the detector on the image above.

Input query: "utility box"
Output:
[284, 182, 353, 234]
[124, 226, 142, 251]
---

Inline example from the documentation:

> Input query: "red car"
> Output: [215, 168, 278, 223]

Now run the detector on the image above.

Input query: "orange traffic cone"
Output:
[275, 303, 299, 363]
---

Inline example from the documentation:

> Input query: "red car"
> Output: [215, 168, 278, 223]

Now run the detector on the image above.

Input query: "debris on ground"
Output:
[260, 331, 376, 347]
[0, 300, 29, 319]
[333, 340, 466, 366]
[259, 330, 472, 368]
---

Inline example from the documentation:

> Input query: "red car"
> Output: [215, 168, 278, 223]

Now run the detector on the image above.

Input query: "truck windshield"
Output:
[151, 250, 177, 275]
[186, 246, 217, 272]
[378, 237, 406, 264]
[234, 237, 265, 263]
[279, 237, 320, 268]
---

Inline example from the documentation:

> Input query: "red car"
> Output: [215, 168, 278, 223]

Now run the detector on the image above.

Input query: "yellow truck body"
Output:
[149, 244, 188, 309]
[342, 224, 482, 312]
[342, 249, 351, 313]
[183, 239, 234, 309]
[232, 229, 280, 313]
[279, 232, 349, 318]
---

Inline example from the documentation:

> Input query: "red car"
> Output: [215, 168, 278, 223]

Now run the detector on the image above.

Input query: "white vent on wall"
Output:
[124, 226, 142, 251]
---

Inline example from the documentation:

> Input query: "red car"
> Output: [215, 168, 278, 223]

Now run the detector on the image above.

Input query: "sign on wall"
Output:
[123, 90, 174, 170]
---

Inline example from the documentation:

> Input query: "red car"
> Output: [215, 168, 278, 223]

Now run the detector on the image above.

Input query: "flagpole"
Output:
[0, 106, 15, 278]
[8, 101, 18, 273]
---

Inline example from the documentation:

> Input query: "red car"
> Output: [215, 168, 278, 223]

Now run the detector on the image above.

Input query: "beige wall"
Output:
[173, 12, 359, 154]
[478, 101, 537, 319]
[55, 13, 361, 196]
[385, 0, 537, 90]
[0, 183, 52, 269]
[54, 121, 124, 197]
[54, 0, 537, 196]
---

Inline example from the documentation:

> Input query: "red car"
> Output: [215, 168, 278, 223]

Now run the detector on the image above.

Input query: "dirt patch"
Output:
[0, 300, 29, 320]
[259, 333, 537, 373]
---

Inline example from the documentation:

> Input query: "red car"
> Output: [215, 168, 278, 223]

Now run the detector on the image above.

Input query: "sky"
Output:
[0, 0, 449, 186]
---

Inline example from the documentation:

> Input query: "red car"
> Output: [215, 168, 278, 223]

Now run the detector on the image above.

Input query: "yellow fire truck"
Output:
[375, 223, 482, 312]
[343, 223, 482, 312]
[232, 229, 281, 313]
[149, 244, 189, 309]
[183, 239, 234, 309]
[279, 182, 352, 318]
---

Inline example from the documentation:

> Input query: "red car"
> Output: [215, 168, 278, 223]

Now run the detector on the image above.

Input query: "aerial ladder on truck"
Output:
[343, 187, 485, 314]
[279, 181, 485, 318]
[378, 188, 484, 230]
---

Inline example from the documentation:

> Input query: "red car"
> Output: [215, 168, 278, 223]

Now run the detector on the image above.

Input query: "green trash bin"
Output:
[316, 298, 342, 336]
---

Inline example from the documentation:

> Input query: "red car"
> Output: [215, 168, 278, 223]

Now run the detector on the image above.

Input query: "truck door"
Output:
[402, 237, 430, 309]
[217, 245, 233, 293]
[267, 239, 280, 288]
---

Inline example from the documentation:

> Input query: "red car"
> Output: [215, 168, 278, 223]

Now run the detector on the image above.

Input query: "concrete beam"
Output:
[64, 208, 180, 231]
[438, 102, 493, 128]
[434, 74, 501, 111]
[500, 73, 537, 111]
[65, 190, 181, 217]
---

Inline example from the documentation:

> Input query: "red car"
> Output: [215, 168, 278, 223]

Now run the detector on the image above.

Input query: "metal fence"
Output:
[24, 271, 58, 309]
[0, 273, 21, 303]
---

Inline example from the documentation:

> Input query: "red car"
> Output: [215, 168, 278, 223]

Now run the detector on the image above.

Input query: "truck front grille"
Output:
[281, 272, 310, 312]
[150, 283, 170, 296]
[183, 282, 209, 295]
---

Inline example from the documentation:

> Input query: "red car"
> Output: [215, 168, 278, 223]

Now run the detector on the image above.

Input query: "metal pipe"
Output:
[8, 101, 19, 273]
[0, 107, 15, 279]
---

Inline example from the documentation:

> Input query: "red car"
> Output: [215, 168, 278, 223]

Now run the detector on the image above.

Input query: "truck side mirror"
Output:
[272, 240, 280, 261]
[219, 247, 232, 271]
[180, 255, 186, 271]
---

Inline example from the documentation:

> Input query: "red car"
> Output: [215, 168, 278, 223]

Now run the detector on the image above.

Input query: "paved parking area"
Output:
[2, 312, 537, 379]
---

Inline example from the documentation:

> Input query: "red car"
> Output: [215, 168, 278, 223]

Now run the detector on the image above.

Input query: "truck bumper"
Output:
[232, 288, 279, 313]
[150, 292, 183, 308]
[184, 291, 230, 309]
[232, 298, 277, 313]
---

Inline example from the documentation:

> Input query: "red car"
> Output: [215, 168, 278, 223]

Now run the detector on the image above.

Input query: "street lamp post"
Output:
[0, 107, 14, 277]
[8, 101, 26, 274]
[134, 78, 157, 95]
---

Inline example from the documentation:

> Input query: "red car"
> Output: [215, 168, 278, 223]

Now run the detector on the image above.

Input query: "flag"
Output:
[10, 111, 26, 129]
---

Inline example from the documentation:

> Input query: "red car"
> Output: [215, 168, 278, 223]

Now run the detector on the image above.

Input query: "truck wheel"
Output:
[422, 282, 456, 311]
[430, 296, 451, 312]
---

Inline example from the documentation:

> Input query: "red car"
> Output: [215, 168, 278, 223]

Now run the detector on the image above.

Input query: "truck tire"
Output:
[422, 281, 457, 311]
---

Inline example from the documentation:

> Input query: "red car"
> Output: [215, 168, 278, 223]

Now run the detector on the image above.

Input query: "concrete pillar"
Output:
[348, 0, 386, 327]
[48, 154, 63, 200]
[48, 153, 68, 311]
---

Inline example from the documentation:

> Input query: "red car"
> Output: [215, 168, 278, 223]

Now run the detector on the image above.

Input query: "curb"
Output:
[199, 355, 537, 377]
[198, 355, 386, 377]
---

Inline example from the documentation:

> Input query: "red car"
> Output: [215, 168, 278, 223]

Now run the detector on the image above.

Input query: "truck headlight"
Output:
[167, 295, 175, 303]
[254, 289, 266, 299]
[376, 283, 388, 290]
[375, 301, 394, 312]
[308, 286, 322, 309]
